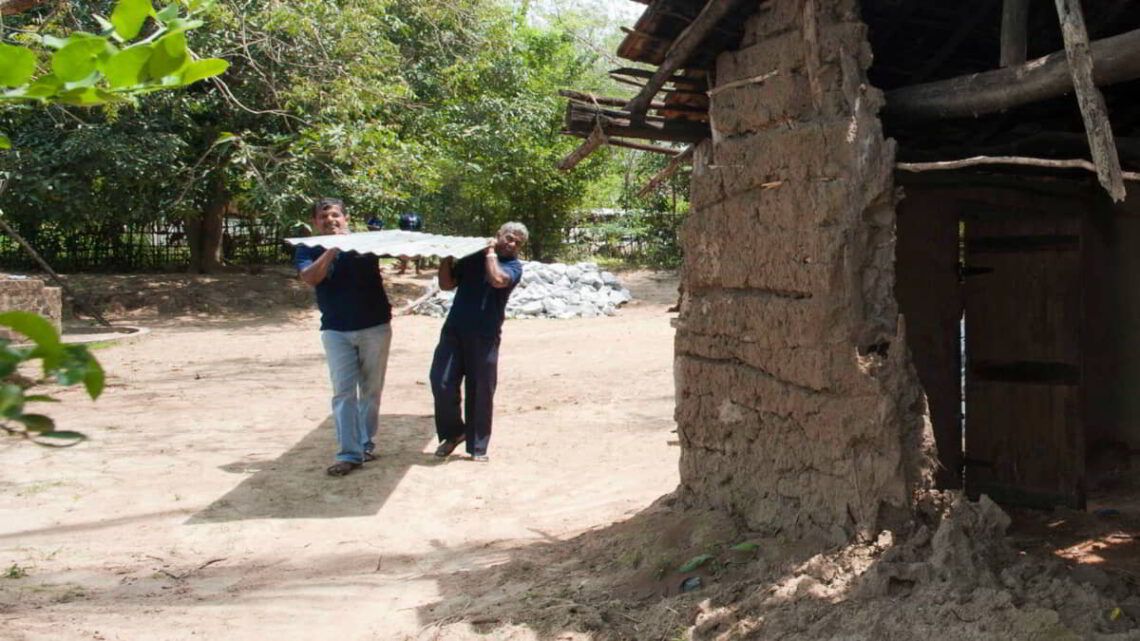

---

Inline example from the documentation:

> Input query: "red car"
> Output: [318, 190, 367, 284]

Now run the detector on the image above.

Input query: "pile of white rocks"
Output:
[412, 261, 633, 319]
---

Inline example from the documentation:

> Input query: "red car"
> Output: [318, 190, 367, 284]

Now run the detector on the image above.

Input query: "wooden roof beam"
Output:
[624, 0, 748, 118]
[885, 26, 1140, 121]
[559, 90, 709, 117]
[565, 101, 709, 143]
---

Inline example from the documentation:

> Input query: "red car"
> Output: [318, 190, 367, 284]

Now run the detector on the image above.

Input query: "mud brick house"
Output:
[560, 0, 1140, 542]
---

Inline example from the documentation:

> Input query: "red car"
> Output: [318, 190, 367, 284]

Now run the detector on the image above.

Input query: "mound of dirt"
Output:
[417, 493, 1139, 641]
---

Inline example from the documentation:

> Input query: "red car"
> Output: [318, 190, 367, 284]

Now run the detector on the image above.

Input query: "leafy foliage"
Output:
[0, 0, 617, 264]
[0, 311, 103, 447]
[0, 0, 228, 108]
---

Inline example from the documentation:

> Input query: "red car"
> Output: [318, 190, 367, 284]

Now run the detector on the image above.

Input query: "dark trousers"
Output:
[429, 327, 500, 456]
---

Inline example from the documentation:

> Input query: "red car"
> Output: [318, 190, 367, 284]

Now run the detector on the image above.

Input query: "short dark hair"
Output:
[311, 197, 346, 218]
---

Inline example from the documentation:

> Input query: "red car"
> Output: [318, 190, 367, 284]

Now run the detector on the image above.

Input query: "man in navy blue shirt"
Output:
[430, 222, 527, 462]
[294, 198, 394, 476]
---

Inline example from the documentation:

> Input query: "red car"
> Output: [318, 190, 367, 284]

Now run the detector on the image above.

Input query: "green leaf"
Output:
[677, 554, 714, 574]
[23, 395, 60, 403]
[100, 45, 153, 88]
[0, 312, 61, 352]
[730, 542, 759, 553]
[56, 87, 120, 106]
[147, 31, 188, 79]
[111, 0, 155, 41]
[18, 413, 55, 433]
[82, 357, 105, 399]
[163, 18, 205, 35]
[0, 44, 37, 88]
[21, 74, 63, 99]
[0, 133, 9, 150]
[52, 37, 108, 83]
[155, 3, 180, 22]
[179, 58, 227, 85]
[64, 71, 102, 90]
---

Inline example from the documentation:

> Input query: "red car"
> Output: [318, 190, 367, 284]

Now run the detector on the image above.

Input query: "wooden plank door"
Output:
[962, 206, 1085, 509]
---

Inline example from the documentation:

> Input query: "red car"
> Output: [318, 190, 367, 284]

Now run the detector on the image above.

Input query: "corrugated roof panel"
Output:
[285, 230, 489, 259]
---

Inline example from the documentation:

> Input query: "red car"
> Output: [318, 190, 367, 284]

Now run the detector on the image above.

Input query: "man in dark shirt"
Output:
[430, 222, 527, 462]
[294, 198, 394, 476]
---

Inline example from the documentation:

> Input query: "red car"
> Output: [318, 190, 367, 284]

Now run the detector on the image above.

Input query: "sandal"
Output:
[363, 452, 377, 463]
[326, 461, 360, 476]
[434, 435, 466, 458]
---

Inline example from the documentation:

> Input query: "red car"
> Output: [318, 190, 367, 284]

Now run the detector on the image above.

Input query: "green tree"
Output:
[1, 0, 619, 270]
[0, 0, 228, 443]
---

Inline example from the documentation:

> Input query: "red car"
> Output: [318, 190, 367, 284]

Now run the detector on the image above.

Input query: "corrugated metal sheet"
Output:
[285, 230, 489, 259]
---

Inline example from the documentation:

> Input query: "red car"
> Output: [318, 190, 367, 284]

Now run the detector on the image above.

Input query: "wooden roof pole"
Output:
[623, 0, 746, 118]
[1001, 0, 1030, 67]
[558, 124, 607, 171]
[564, 101, 710, 142]
[637, 145, 695, 197]
[1054, 0, 1126, 201]
[885, 26, 1140, 120]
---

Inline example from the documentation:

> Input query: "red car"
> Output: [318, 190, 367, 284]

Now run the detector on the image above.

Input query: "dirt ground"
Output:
[4, 266, 1140, 641]
[0, 267, 683, 641]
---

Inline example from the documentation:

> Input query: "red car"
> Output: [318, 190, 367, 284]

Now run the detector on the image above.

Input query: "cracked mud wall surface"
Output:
[674, 0, 935, 542]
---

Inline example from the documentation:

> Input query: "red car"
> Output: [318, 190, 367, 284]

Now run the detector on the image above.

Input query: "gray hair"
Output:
[498, 221, 529, 243]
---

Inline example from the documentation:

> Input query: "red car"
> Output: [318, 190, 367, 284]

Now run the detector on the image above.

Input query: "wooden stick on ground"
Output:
[1054, 0, 1126, 201]
[895, 155, 1140, 182]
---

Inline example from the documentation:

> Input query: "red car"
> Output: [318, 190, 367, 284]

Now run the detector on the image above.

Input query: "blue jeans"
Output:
[429, 328, 500, 456]
[321, 323, 392, 463]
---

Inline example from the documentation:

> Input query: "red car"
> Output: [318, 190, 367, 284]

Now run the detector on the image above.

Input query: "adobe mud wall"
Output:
[674, 0, 933, 542]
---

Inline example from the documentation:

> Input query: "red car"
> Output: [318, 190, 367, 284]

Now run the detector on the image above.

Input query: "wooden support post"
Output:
[1001, 0, 1030, 67]
[624, 0, 745, 118]
[1054, 0, 1126, 201]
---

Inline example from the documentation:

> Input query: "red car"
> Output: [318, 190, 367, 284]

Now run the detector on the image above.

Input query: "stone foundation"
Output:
[674, 0, 934, 542]
[0, 276, 62, 340]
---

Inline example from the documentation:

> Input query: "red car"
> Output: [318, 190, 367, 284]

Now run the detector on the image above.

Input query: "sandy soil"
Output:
[0, 268, 684, 641]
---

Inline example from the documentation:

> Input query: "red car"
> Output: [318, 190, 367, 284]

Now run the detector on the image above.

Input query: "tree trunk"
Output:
[188, 174, 227, 274]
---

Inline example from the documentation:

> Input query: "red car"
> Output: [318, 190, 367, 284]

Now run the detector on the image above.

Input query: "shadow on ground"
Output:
[188, 413, 439, 523]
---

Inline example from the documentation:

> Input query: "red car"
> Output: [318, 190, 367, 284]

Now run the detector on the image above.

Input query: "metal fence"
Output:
[0, 217, 292, 272]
